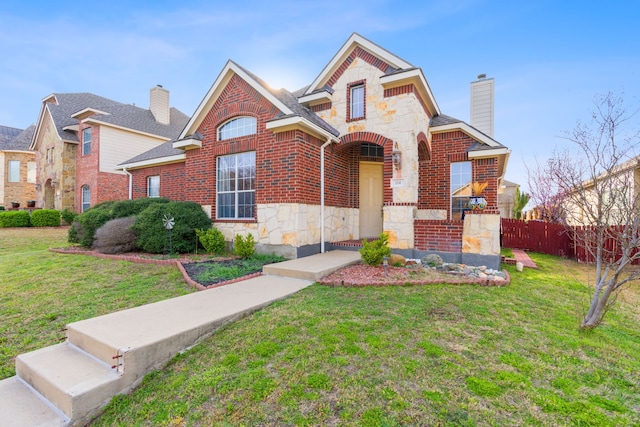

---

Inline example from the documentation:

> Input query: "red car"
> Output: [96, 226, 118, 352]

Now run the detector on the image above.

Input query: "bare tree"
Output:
[531, 92, 640, 329]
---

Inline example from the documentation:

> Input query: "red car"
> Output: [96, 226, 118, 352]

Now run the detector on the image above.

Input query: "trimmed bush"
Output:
[30, 209, 61, 227]
[110, 197, 170, 219]
[93, 216, 138, 254]
[196, 227, 226, 254]
[133, 201, 212, 253]
[359, 233, 392, 266]
[60, 208, 77, 226]
[234, 233, 256, 258]
[70, 209, 112, 247]
[0, 211, 30, 228]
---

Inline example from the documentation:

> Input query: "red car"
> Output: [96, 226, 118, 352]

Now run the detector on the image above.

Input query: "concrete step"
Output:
[263, 250, 361, 281]
[15, 342, 121, 424]
[0, 376, 68, 426]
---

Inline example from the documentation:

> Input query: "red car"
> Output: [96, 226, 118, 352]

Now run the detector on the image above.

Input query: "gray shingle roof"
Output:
[120, 140, 184, 165]
[0, 125, 35, 151]
[45, 93, 189, 143]
[431, 114, 506, 149]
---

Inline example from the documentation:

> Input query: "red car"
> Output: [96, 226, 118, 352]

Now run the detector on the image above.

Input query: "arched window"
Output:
[218, 117, 257, 141]
[81, 185, 90, 212]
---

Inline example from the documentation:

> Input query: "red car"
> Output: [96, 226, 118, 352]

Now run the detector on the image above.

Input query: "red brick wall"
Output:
[414, 220, 464, 252]
[419, 130, 499, 213]
[96, 172, 128, 203]
[130, 163, 186, 200]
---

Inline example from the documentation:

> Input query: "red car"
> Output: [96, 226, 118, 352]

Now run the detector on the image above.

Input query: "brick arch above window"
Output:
[339, 131, 394, 149]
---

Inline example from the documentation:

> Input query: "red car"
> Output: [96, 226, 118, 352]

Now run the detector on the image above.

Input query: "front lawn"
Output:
[0, 228, 194, 379]
[91, 253, 640, 426]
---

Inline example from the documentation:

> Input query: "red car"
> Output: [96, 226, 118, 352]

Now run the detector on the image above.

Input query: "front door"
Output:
[359, 162, 383, 238]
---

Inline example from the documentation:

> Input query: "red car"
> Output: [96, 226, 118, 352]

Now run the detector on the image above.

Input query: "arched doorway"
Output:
[44, 179, 55, 209]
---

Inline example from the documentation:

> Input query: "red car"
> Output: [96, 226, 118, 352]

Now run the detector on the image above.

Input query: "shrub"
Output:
[93, 216, 138, 254]
[133, 201, 211, 254]
[30, 209, 61, 227]
[359, 233, 392, 266]
[110, 198, 170, 219]
[60, 208, 77, 225]
[70, 209, 112, 247]
[196, 227, 226, 254]
[0, 211, 30, 228]
[234, 233, 256, 258]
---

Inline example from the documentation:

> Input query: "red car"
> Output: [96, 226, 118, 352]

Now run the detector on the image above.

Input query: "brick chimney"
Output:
[150, 85, 170, 125]
[470, 74, 494, 137]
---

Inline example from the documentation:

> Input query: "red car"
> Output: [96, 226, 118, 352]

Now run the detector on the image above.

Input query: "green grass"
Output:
[0, 228, 194, 379]
[190, 254, 285, 285]
[2, 229, 639, 425]
[90, 252, 640, 426]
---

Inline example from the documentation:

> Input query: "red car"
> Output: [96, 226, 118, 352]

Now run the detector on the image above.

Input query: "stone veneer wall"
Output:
[1, 151, 36, 206]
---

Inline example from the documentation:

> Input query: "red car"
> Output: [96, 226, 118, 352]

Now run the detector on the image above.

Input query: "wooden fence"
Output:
[501, 219, 640, 264]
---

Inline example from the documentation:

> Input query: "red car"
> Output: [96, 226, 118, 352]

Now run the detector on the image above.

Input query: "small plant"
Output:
[234, 233, 256, 258]
[196, 228, 226, 254]
[471, 181, 488, 196]
[30, 209, 61, 227]
[60, 208, 77, 225]
[359, 233, 392, 266]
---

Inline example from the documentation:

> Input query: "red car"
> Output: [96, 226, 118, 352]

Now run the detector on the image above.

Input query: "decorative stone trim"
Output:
[317, 270, 510, 287]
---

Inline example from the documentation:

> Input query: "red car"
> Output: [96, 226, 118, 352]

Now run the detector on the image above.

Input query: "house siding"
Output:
[99, 126, 166, 174]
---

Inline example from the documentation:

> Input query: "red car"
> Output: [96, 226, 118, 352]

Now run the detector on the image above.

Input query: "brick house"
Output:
[29, 88, 188, 212]
[0, 125, 36, 209]
[120, 34, 510, 268]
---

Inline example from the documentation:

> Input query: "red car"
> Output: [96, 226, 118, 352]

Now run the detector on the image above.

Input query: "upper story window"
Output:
[451, 161, 472, 220]
[82, 128, 91, 155]
[218, 117, 257, 141]
[8, 160, 20, 182]
[27, 162, 36, 183]
[349, 82, 365, 121]
[81, 185, 90, 212]
[147, 175, 160, 198]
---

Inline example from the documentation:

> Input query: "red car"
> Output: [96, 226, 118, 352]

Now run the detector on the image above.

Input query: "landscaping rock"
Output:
[422, 254, 443, 268]
[389, 254, 406, 266]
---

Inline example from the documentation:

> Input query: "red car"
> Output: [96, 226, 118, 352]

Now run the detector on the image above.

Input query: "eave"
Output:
[298, 90, 332, 107]
[380, 69, 440, 116]
[266, 116, 339, 142]
[117, 153, 186, 171]
[81, 118, 170, 141]
[172, 137, 202, 150]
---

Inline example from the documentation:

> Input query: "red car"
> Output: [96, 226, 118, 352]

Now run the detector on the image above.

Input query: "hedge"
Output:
[0, 211, 30, 228]
[30, 209, 61, 227]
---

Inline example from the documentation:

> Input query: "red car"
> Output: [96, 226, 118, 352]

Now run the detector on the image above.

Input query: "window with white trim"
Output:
[8, 160, 20, 182]
[81, 185, 90, 212]
[82, 128, 91, 155]
[350, 84, 365, 119]
[451, 161, 472, 220]
[217, 152, 256, 219]
[147, 175, 160, 198]
[218, 117, 257, 141]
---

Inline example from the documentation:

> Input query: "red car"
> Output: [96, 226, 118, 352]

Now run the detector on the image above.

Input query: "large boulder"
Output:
[422, 253, 443, 268]
[389, 253, 406, 266]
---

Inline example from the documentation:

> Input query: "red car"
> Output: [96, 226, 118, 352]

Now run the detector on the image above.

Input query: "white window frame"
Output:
[81, 185, 90, 212]
[217, 151, 256, 219]
[8, 160, 20, 182]
[82, 128, 91, 155]
[350, 84, 365, 119]
[217, 116, 257, 141]
[147, 175, 160, 198]
[450, 161, 472, 220]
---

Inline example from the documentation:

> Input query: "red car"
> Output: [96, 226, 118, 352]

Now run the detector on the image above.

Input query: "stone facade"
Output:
[1, 151, 36, 207]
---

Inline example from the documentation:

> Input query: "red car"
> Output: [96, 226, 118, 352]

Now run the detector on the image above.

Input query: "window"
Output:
[217, 152, 256, 219]
[451, 161, 472, 220]
[27, 162, 36, 183]
[82, 128, 91, 155]
[81, 185, 90, 212]
[218, 117, 257, 141]
[147, 175, 160, 198]
[350, 83, 365, 120]
[8, 160, 20, 182]
[360, 143, 383, 159]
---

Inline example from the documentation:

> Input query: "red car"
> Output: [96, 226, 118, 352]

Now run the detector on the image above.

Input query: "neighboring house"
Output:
[119, 33, 511, 267]
[29, 87, 189, 212]
[0, 125, 36, 208]
[498, 179, 519, 218]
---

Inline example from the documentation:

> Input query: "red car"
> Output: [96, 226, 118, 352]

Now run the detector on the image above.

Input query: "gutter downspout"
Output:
[123, 168, 133, 200]
[320, 137, 335, 253]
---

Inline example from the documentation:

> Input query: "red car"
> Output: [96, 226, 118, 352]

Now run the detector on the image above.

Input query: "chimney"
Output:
[470, 74, 494, 137]
[150, 85, 170, 125]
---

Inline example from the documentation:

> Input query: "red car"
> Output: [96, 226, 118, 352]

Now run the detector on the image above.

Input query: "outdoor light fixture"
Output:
[392, 150, 402, 170]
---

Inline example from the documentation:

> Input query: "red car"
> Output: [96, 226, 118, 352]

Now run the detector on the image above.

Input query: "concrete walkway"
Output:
[0, 250, 362, 427]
